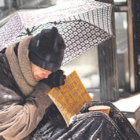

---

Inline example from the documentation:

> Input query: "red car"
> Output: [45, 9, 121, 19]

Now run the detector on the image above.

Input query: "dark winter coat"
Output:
[29, 101, 140, 140]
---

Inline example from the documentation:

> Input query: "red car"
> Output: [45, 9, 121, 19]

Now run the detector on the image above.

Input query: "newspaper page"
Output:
[48, 71, 93, 127]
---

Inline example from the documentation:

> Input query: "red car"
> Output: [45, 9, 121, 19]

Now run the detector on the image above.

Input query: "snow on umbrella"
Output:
[0, 0, 113, 65]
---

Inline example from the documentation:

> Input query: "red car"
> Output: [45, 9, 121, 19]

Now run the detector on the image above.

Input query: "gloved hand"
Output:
[41, 70, 66, 88]
[80, 102, 93, 113]
[80, 101, 111, 113]
[80, 101, 102, 113]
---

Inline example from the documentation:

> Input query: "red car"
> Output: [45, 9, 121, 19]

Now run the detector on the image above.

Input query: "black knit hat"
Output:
[29, 27, 66, 72]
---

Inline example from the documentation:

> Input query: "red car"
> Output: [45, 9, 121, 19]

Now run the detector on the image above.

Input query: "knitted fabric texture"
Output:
[5, 36, 38, 96]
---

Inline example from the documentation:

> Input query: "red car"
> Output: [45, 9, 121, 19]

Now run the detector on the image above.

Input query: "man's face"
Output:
[31, 63, 52, 81]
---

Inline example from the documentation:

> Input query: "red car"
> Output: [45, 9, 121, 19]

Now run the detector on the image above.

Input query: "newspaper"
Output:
[48, 71, 92, 127]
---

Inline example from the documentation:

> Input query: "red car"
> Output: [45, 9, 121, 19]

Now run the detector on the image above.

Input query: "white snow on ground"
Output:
[113, 93, 140, 112]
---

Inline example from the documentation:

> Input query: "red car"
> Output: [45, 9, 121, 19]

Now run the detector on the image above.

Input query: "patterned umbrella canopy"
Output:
[0, 0, 113, 65]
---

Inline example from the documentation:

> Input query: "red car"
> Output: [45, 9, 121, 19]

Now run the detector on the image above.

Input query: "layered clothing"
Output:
[0, 37, 139, 140]
[0, 36, 52, 140]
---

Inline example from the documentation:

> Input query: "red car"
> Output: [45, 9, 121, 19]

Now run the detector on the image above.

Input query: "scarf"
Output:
[5, 36, 38, 96]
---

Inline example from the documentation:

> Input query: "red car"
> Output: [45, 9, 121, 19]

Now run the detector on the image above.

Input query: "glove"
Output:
[80, 101, 101, 113]
[41, 70, 66, 88]
[80, 101, 111, 113]
[80, 102, 92, 113]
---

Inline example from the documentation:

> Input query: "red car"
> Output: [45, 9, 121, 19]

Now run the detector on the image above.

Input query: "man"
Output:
[0, 27, 140, 140]
[0, 27, 66, 140]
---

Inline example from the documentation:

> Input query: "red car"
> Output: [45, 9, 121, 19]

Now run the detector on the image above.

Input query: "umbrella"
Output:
[0, 0, 113, 65]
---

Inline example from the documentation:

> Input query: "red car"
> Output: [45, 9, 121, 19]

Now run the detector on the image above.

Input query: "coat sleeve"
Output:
[0, 83, 53, 140]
